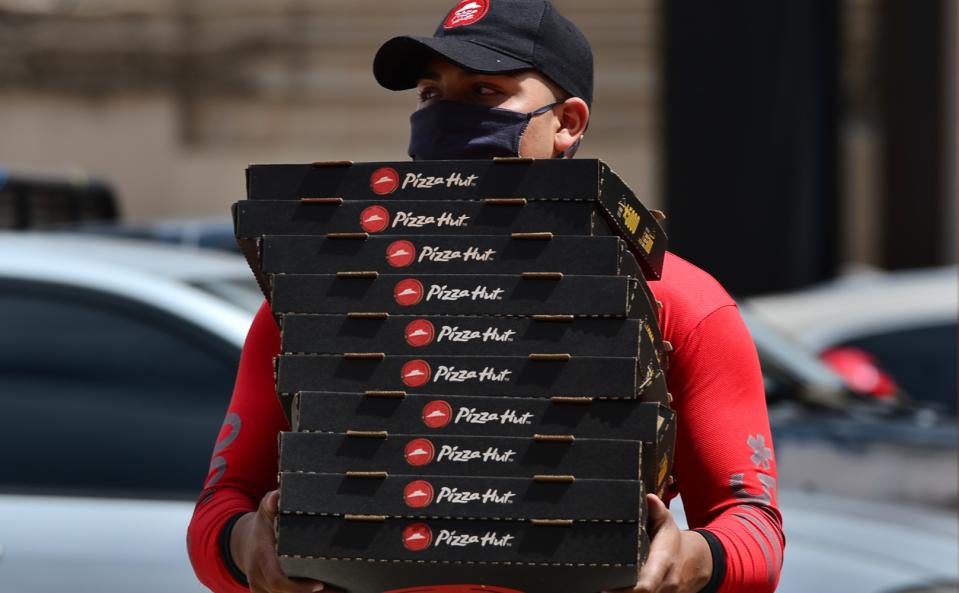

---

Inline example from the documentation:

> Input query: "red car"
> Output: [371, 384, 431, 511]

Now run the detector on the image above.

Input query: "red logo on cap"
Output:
[386, 240, 416, 268]
[443, 0, 489, 29]
[360, 205, 390, 233]
[402, 522, 433, 551]
[394, 278, 424, 306]
[370, 167, 400, 195]
[422, 400, 453, 429]
[404, 319, 435, 347]
[401, 359, 432, 388]
[404, 438, 436, 466]
[403, 480, 435, 508]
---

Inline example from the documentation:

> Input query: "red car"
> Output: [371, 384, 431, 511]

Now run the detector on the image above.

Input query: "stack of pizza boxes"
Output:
[232, 158, 676, 593]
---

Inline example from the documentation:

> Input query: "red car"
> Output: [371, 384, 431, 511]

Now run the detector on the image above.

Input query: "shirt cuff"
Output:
[691, 528, 727, 593]
[219, 511, 251, 588]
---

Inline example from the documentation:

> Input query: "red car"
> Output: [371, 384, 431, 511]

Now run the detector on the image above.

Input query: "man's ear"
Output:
[553, 97, 590, 157]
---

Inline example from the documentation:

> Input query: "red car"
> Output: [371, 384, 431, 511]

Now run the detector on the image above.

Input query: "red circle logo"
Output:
[443, 0, 489, 29]
[394, 278, 424, 307]
[360, 205, 390, 233]
[401, 359, 432, 388]
[422, 400, 453, 429]
[404, 319, 435, 347]
[370, 167, 400, 195]
[402, 522, 433, 551]
[386, 240, 416, 268]
[403, 480, 435, 508]
[404, 438, 436, 467]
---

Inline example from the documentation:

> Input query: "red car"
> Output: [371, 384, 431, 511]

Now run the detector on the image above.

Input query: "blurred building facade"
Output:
[0, 0, 660, 221]
[0, 0, 954, 293]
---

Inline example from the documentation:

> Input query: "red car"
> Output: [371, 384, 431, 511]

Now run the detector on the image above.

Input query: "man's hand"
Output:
[604, 494, 713, 593]
[230, 490, 336, 593]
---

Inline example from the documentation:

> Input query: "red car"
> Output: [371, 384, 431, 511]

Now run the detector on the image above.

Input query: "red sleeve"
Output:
[651, 254, 785, 593]
[187, 299, 288, 593]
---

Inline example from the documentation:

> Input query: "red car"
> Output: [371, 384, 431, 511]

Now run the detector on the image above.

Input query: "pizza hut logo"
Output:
[401, 359, 432, 388]
[394, 278, 424, 306]
[402, 522, 433, 551]
[404, 438, 436, 467]
[443, 0, 489, 28]
[370, 167, 400, 195]
[386, 240, 416, 268]
[422, 400, 453, 428]
[403, 480, 435, 508]
[360, 205, 390, 233]
[404, 319, 435, 347]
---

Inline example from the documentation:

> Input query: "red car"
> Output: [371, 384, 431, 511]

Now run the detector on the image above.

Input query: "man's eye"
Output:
[474, 84, 499, 96]
[417, 88, 438, 102]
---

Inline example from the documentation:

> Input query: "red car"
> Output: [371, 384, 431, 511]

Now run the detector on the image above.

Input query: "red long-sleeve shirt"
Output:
[187, 251, 785, 593]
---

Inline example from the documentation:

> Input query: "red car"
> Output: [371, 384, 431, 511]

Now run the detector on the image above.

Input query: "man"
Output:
[187, 2, 785, 593]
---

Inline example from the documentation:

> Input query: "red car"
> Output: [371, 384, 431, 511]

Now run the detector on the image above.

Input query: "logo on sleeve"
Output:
[443, 0, 489, 28]
[403, 480, 435, 508]
[401, 359, 432, 387]
[370, 167, 400, 195]
[360, 205, 390, 233]
[422, 400, 453, 428]
[404, 438, 436, 467]
[402, 523, 433, 551]
[386, 240, 416, 268]
[394, 278, 425, 306]
[404, 319, 435, 347]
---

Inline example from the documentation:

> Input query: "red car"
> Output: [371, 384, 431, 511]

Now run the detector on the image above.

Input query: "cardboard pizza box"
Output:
[261, 234, 633, 276]
[278, 432, 643, 480]
[244, 158, 666, 279]
[276, 514, 647, 593]
[278, 472, 644, 523]
[270, 273, 651, 318]
[274, 354, 663, 402]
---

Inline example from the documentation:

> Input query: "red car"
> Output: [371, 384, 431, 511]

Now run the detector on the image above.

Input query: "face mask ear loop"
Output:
[513, 102, 561, 157]
[555, 136, 581, 159]
[529, 101, 561, 118]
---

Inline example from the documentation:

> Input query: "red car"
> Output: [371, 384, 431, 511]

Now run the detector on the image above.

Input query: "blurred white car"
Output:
[2, 233, 954, 593]
[746, 266, 957, 413]
[0, 233, 261, 593]
[671, 489, 959, 593]
[742, 268, 958, 509]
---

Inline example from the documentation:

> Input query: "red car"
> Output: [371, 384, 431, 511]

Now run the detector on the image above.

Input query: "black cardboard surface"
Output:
[244, 159, 666, 279]
[276, 514, 643, 565]
[261, 235, 630, 276]
[288, 392, 674, 496]
[234, 200, 608, 239]
[278, 472, 644, 522]
[291, 392, 663, 440]
[278, 432, 643, 480]
[270, 274, 647, 318]
[277, 556, 641, 593]
[280, 314, 655, 359]
[275, 354, 658, 400]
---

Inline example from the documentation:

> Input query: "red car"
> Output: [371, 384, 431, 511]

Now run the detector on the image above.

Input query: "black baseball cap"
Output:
[373, 0, 593, 107]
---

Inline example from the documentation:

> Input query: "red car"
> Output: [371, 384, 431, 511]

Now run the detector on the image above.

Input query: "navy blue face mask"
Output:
[408, 100, 563, 160]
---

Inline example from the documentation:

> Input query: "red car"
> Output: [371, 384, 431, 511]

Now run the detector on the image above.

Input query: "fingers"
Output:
[250, 489, 335, 593]
[259, 489, 280, 521]
[631, 494, 680, 593]
[646, 493, 671, 534]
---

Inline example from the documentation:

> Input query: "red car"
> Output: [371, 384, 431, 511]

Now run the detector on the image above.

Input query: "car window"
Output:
[0, 279, 240, 499]
[839, 323, 957, 414]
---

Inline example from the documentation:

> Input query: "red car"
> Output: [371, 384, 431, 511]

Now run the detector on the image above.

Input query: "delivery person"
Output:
[187, 2, 785, 593]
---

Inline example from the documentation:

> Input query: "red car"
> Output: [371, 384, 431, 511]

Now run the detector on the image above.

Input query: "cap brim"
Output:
[373, 35, 534, 91]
